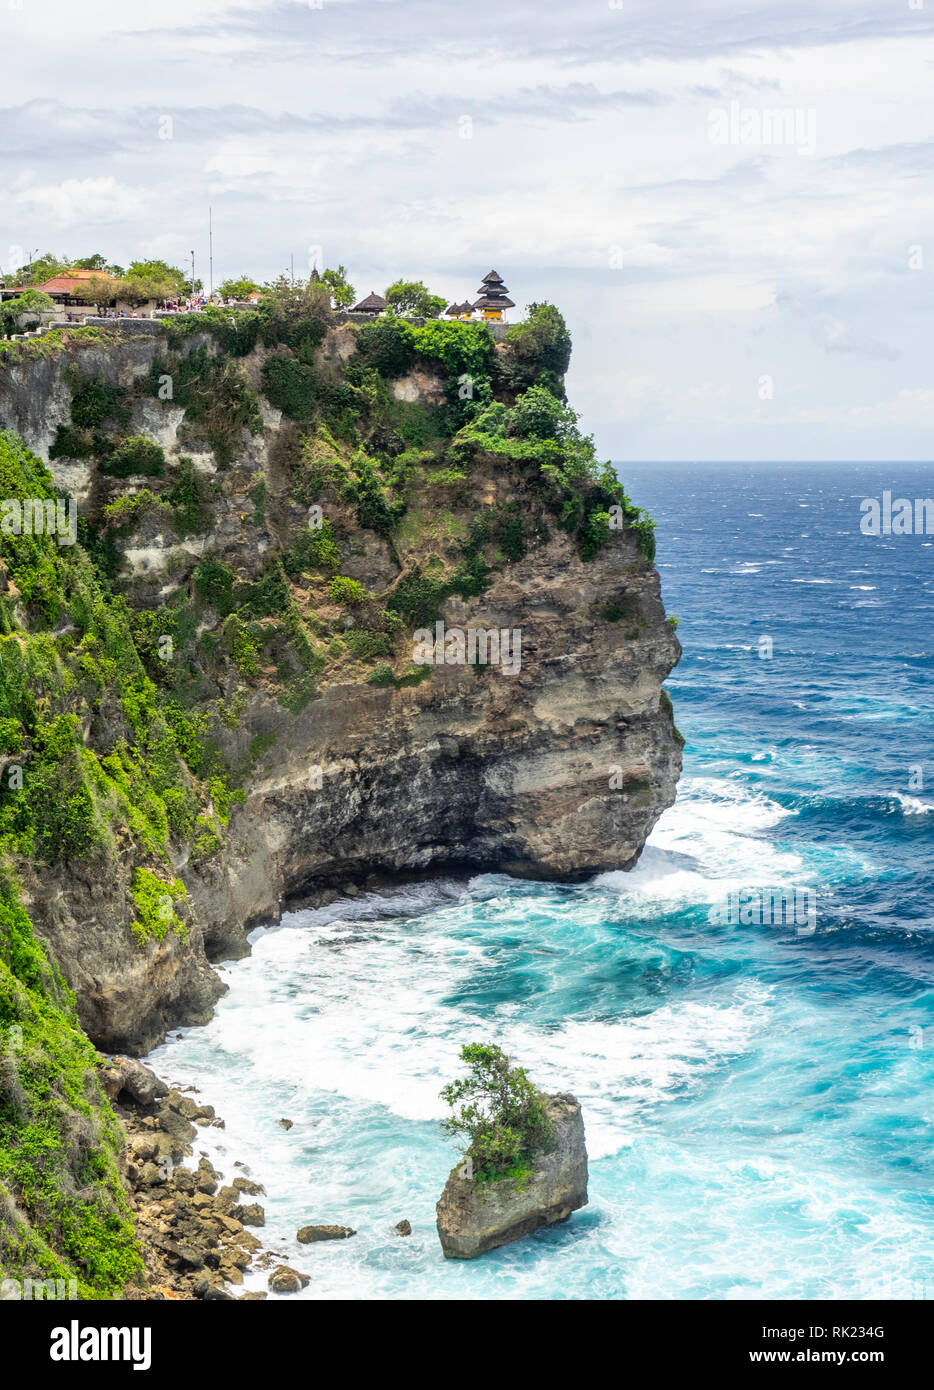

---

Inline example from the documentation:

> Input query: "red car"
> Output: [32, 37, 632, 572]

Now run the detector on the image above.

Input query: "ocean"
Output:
[148, 461, 934, 1300]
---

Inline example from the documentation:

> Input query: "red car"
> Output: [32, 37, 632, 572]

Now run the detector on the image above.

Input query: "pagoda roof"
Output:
[352, 290, 388, 312]
[474, 294, 515, 309]
[481, 269, 505, 284]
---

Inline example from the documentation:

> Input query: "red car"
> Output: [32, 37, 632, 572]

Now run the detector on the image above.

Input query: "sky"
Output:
[1, 0, 933, 462]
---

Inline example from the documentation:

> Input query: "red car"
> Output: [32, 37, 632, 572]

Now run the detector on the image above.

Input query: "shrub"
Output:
[345, 629, 394, 661]
[164, 458, 211, 535]
[503, 302, 572, 387]
[327, 575, 367, 606]
[0, 718, 21, 754]
[249, 732, 278, 762]
[48, 425, 96, 460]
[221, 614, 260, 677]
[239, 568, 290, 618]
[98, 435, 165, 479]
[440, 1043, 555, 1182]
[256, 278, 330, 354]
[386, 565, 450, 627]
[353, 315, 416, 378]
[261, 355, 319, 420]
[580, 510, 612, 561]
[508, 384, 567, 440]
[193, 556, 236, 614]
[129, 867, 188, 947]
[283, 519, 342, 576]
[367, 663, 396, 687]
[351, 451, 402, 536]
[66, 371, 131, 431]
[147, 348, 260, 466]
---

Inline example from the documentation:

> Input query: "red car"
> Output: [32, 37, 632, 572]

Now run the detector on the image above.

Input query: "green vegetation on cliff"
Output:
[0, 431, 220, 867]
[0, 875, 143, 1295]
[0, 287, 661, 1293]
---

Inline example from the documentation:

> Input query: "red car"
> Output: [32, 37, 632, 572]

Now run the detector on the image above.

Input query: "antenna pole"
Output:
[209, 207, 214, 298]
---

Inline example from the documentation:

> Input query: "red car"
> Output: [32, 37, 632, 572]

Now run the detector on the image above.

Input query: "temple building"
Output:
[472, 269, 515, 321]
[351, 290, 388, 314]
[445, 300, 475, 320]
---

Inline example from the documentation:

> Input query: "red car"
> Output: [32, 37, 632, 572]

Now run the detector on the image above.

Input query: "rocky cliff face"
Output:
[436, 1093, 588, 1258]
[0, 315, 681, 1056]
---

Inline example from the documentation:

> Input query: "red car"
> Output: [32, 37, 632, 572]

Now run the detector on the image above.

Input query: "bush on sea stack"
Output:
[436, 1044, 588, 1259]
[440, 1042, 555, 1184]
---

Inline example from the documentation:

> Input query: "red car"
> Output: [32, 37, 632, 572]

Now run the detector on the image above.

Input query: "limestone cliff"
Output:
[0, 305, 681, 1058]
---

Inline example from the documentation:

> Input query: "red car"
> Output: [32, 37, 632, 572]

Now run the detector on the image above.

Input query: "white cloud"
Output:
[0, 0, 932, 456]
[14, 176, 147, 229]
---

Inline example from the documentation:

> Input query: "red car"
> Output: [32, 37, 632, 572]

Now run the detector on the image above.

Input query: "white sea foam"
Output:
[499, 987, 773, 1161]
[145, 773, 927, 1300]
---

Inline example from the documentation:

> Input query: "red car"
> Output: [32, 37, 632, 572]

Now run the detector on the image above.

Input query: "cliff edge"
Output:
[0, 302, 681, 1058]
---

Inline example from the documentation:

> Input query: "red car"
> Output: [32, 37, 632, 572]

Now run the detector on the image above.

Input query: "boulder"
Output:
[193, 1277, 236, 1301]
[233, 1177, 265, 1196]
[165, 1088, 199, 1119]
[296, 1224, 355, 1243]
[268, 1265, 309, 1294]
[435, 1093, 588, 1260]
[239, 1203, 265, 1227]
[138, 1162, 163, 1188]
[122, 1060, 169, 1108]
[108, 1057, 169, 1109]
[394, 1220, 412, 1237]
[194, 1158, 219, 1194]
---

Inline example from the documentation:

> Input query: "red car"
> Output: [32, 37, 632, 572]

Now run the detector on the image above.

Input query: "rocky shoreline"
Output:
[103, 1055, 280, 1300]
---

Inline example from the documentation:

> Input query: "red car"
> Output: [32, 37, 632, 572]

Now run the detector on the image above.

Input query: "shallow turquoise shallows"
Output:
[149, 462, 934, 1300]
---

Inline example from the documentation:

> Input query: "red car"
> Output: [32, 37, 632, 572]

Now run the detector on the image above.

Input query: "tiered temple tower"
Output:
[472, 270, 515, 321]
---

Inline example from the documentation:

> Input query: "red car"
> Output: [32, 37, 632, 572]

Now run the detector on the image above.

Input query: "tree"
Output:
[21, 253, 72, 286]
[502, 302, 572, 395]
[508, 384, 570, 440]
[74, 275, 119, 314]
[440, 1043, 555, 1180]
[320, 264, 355, 309]
[126, 259, 198, 297]
[73, 254, 108, 271]
[353, 313, 416, 377]
[0, 289, 55, 337]
[217, 276, 261, 301]
[258, 276, 331, 353]
[385, 279, 446, 319]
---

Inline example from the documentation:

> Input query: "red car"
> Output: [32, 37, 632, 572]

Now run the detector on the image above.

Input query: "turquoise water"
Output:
[149, 463, 934, 1300]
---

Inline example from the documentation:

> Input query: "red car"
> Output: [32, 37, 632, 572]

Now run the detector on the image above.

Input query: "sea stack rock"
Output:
[436, 1093, 588, 1259]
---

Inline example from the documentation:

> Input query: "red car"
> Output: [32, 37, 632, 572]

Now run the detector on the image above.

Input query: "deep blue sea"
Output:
[149, 462, 934, 1300]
